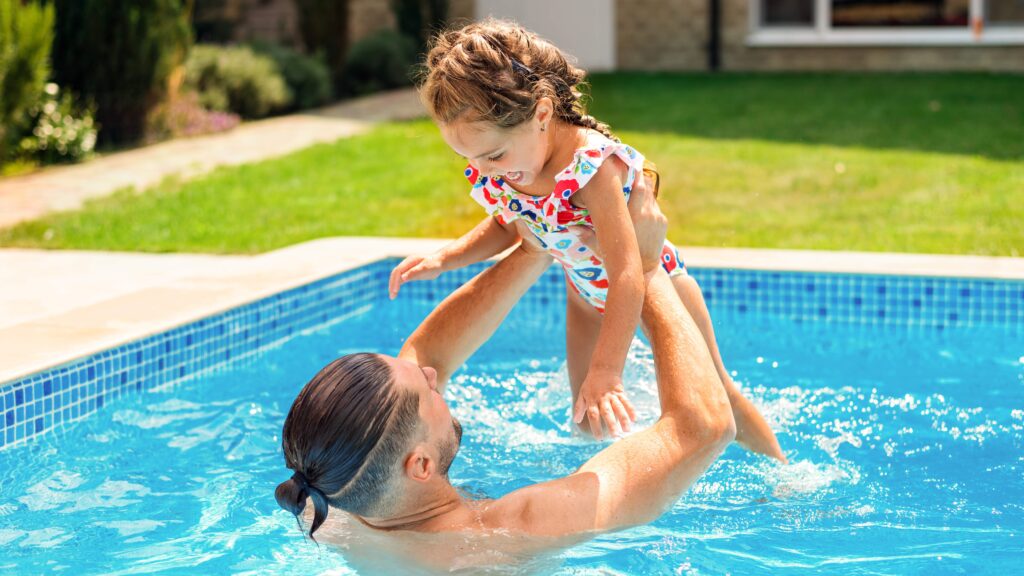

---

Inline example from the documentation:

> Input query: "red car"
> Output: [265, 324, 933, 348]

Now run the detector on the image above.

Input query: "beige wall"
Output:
[616, 0, 708, 70]
[720, 0, 1024, 72]
[478, 0, 617, 70]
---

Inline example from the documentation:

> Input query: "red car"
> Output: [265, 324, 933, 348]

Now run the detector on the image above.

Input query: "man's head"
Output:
[274, 353, 462, 538]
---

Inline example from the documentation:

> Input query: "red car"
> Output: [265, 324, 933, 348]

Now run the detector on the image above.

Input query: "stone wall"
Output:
[227, 0, 474, 49]
[449, 0, 475, 23]
[348, 0, 397, 43]
[615, 0, 708, 70]
[720, 0, 1024, 72]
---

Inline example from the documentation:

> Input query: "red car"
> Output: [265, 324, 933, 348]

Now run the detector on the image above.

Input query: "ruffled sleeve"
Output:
[538, 133, 647, 228]
[465, 164, 515, 225]
[554, 133, 647, 197]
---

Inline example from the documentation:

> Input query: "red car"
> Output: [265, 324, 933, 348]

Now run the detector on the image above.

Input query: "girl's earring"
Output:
[541, 124, 547, 132]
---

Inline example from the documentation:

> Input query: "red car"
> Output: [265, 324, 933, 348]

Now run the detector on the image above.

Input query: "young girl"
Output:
[389, 19, 784, 460]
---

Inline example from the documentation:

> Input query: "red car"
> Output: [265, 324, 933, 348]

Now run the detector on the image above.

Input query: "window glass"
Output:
[832, 0, 970, 27]
[764, 0, 815, 25]
[987, 0, 1024, 24]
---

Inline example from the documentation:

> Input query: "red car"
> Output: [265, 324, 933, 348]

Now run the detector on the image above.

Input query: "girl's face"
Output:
[439, 99, 554, 187]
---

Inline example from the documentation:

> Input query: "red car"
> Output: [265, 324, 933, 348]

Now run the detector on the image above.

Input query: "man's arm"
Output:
[490, 270, 736, 536]
[398, 242, 553, 388]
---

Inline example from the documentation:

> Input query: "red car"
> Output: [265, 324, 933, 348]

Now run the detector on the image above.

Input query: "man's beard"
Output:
[437, 417, 463, 478]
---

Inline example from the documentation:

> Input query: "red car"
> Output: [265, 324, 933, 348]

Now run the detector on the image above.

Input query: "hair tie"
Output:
[292, 470, 310, 491]
[509, 57, 534, 77]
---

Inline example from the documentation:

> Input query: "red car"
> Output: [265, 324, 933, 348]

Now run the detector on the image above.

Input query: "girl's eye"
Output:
[488, 152, 504, 162]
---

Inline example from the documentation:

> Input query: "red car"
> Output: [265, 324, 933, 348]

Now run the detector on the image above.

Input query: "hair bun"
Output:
[275, 476, 307, 517]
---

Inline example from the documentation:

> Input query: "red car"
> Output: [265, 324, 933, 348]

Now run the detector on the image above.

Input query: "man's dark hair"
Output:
[274, 353, 421, 539]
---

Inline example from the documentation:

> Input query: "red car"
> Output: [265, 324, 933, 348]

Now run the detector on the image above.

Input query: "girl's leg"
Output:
[565, 283, 609, 438]
[671, 274, 787, 463]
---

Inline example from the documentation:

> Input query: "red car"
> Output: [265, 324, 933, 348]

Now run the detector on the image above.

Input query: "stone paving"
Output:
[0, 88, 425, 229]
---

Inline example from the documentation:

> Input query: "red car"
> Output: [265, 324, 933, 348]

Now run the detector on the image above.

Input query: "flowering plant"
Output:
[18, 83, 98, 164]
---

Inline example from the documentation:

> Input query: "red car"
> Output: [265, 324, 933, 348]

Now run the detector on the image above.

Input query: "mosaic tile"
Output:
[1, 257, 1021, 450]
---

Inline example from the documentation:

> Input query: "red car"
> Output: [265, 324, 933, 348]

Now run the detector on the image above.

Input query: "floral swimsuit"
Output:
[467, 131, 687, 313]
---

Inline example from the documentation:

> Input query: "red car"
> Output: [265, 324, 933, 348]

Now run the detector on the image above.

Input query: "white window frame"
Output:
[748, 0, 1024, 46]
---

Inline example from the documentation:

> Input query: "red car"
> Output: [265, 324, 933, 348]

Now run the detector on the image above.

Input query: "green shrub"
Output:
[295, 0, 350, 95]
[185, 44, 292, 119]
[18, 83, 97, 164]
[393, 0, 448, 54]
[51, 0, 192, 145]
[250, 41, 333, 111]
[0, 0, 54, 164]
[343, 30, 417, 96]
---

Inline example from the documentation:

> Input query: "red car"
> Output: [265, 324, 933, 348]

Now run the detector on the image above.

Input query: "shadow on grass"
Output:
[588, 72, 1024, 161]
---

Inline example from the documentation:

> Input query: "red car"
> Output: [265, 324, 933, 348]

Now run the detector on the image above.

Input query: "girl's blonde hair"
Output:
[418, 18, 616, 140]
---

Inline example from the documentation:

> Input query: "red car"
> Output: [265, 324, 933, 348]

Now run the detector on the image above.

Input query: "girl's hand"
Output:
[389, 253, 445, 299]
[573, 369, 638, 440]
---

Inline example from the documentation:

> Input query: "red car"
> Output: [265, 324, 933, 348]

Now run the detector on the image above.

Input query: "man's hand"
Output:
[573, 369, 637, 440]
[628, 168, 668, 275]
[389, 253, 445, 299]
[576, 169, 668, 276]
[512, 220, 549, 256]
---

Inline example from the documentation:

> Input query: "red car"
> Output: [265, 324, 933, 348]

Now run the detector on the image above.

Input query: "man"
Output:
[274, 182, 739, 571]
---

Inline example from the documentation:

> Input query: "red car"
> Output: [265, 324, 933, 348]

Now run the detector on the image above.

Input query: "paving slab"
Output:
[2, 240, 1022, 386]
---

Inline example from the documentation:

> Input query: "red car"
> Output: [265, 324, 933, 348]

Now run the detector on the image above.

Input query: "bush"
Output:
[0, 0, 54, 164]
[250, 42, 333, 111]
[18, 83, 97, 164]
[295, 0, 350, 95]
[393, 0, 449, 54]
[51, 0, 192, 145]
[185, 44, 292, 119]
[145, 91, 240, 143]
[343, 30, 417, 96]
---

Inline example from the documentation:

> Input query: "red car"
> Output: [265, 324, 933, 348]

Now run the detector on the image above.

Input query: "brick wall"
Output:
[229, 0, 473, 50]
[720, 0, 1024, 72]
[235, 0, 301, 47]
[348, 0, 397, 43]
[616, 0, 708, 70]
[449, 0, 474, 23]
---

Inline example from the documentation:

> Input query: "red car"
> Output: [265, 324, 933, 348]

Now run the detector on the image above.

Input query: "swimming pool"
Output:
[1, 259, 1021, 574]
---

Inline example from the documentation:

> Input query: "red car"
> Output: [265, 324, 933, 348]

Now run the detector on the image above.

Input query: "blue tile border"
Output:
[0, 262, 389, 451]
[2, 257, 1022, 450]
[399, 262, 1024, 331]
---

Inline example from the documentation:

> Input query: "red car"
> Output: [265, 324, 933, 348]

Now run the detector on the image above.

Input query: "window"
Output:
[749, 0, 1024, 44]
[832, 1, 969, 28]
[988, 0, 1024, 25]
[764, 0, 815, 25]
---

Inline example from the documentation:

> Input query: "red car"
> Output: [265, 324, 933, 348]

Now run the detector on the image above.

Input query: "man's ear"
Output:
[403, 446, 434, 483]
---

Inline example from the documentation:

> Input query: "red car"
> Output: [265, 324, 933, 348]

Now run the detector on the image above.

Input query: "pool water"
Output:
[1, 291, 1022, 574]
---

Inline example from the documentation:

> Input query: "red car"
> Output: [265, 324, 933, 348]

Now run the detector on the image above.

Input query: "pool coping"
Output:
[2, 238, 1023, 387]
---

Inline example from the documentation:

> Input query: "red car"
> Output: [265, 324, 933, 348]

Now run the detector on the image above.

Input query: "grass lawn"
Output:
[1, 73, 1021, 256]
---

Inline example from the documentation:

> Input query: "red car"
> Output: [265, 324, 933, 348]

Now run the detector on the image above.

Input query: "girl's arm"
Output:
[389, 215, 519, 299]
[571, 158, 645, 439]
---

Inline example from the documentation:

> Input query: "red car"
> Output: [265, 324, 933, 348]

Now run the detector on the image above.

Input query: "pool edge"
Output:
[3, 240, 1022, 388]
